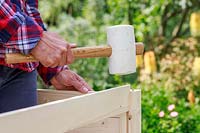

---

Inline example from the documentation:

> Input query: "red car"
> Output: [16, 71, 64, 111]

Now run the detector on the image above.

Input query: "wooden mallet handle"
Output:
[5, 43, 144, 64]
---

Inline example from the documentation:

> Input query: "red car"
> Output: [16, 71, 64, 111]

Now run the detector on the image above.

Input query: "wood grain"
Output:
[66, 117, 120, 133]
[37, 89, 83, 104]
[5, 43, 144, 64]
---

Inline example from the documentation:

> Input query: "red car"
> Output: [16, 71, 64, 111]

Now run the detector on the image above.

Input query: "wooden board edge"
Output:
[0, 85, 131, 133]
[128, 89, 141, 133]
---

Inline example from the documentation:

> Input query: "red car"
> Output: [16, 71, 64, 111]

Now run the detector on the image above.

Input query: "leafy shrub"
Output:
[140, 83, 200, 133]
[139, 38, 200, 132]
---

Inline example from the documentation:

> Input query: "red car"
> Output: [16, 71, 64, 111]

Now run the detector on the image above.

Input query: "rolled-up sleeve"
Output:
[26, 0, 47, 31]
[26, 0, 68, 86]
[0, 0, 68, 85]
[0, 0, 43, 54]
[37, 64, 69, 85]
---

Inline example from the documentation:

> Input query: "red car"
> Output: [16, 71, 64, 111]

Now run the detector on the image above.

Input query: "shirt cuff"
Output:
[37, 64, 69, 86]
[4, 15, 43, 55]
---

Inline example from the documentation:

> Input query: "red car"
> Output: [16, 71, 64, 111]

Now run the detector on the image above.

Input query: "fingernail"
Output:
[88, 91, 95, 93]
[82, 87, 88, 92]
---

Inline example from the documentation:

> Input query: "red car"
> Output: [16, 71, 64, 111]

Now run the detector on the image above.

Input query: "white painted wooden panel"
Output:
[128, 89, 141, 133]
[0, 85, 130, 133]
[66, 117, 120, 133]
[119, 113, 128, 133]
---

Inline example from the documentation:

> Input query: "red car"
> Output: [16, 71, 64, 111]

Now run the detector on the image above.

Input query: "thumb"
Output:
[66, 44, 74, 64]
[69, 43, 77, 48]
[71, 79, 89, 93]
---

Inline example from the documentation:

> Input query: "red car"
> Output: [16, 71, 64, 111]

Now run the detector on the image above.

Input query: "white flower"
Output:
[158, 111, 165, 118]
[168, 104, 175, 111]
[170, 111, 179, 117]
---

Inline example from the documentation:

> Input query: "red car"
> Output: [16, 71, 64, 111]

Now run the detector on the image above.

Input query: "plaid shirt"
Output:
[0, 0, 66, 85]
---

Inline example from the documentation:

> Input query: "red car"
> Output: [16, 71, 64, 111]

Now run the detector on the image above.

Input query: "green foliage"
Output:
[139, 37, 200, 132]
[140, 82, 200, 133]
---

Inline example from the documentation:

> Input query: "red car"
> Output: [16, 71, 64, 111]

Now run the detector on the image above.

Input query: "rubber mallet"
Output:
[5, 25, 144, 75]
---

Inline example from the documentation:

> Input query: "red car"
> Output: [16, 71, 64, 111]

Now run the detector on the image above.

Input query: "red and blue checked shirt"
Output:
[0, 0, 66, 85]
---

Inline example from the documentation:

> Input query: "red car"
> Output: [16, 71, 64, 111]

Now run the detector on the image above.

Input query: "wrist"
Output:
[50, 75, 66, 90]
[50, 76, 59, 86]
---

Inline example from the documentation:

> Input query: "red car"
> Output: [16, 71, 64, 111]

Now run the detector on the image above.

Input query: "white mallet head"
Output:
[107, 25, 136, 75]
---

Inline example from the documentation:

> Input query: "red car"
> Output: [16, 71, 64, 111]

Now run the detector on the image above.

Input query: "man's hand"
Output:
[50, 70, 93, 93]
[31, 31, 74, 67]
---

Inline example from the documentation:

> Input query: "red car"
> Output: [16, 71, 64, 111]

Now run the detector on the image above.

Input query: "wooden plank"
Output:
[119, 113, 128, 133]
[0, 85, 130, 133]
[66, 117, 120, 133]
[37, 89, 82, 104]
[38, 89, 122, 133]
[128, 90, 141, 133]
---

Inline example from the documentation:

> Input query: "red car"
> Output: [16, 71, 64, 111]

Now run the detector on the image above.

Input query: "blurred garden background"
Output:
[37, 0, 200, 132]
